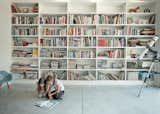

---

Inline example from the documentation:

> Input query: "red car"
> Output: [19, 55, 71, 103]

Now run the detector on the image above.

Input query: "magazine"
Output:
[34, 100, 60, 109]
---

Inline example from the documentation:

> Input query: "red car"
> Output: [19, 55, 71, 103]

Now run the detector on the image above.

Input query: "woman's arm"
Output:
[45, 83, 51, 94]
[49, 84, 61, 96]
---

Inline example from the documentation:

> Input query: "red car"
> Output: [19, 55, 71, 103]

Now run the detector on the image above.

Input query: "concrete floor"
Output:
[0, 83, 160, 114]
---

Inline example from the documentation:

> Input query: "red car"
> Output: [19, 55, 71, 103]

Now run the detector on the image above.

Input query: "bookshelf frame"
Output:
[11, 0, 157, 82]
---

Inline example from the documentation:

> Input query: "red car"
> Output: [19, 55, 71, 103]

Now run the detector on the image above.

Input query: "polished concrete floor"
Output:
[0, 83, 160, 114]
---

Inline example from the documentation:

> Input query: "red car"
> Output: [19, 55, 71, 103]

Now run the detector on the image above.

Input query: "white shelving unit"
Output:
[11, 0, 157, 82]
[11, 1, 39, 80]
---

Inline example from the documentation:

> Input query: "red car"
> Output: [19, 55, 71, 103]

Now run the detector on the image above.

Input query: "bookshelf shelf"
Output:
[127, 0, 155, 4]
[40, 46, 67, 48]
[41, 24, 67, 26]
[10, 0, 157, 81]
[127, 69, 148, 71]
[69, 12, 97, 15]
[40, 68, 67, 70]
[98, 47, 126, 49]
[69, 24, 96, 26]
[12, 57, 38, 60]
[126, 24, 155, 26]
[126, 35, 155, 38]
[12, 46, 38, 48]
[40, 57, 67, 60]
[97, 35, 126, 37]
[12, 24, 39, 26]
[40, 13, 67, 15]
[68, 69, 96, 71]
[68, 47, 96, 49]
[12, 35, 38, 37]
[127, 46, 146, 48]
[126, 12, 155, 16]
[97, 24, 126, 26]
[97, 69, 125, 71]
[41, 35, 67, 38]
[97, 58, 125, 60]
[11, 68, 38, 70]
[68, 58, 96, 59]
[12, 13, 39, 16]
[68, 35, 97, 37]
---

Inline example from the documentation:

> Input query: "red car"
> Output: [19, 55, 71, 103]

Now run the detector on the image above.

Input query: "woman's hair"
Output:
[46, 75, 56, 82]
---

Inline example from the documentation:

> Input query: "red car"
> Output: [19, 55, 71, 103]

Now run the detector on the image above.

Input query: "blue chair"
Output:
[0, 71, 12, 89]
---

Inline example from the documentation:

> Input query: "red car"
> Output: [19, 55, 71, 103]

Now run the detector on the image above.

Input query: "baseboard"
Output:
[13, 79, 143, 86]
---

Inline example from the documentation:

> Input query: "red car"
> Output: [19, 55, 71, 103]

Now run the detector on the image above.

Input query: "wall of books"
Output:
[11, 0, 157, 81]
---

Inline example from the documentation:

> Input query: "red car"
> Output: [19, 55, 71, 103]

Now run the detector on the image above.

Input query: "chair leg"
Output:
[7, 82, 11, 90]
[0, 84, 2, 89]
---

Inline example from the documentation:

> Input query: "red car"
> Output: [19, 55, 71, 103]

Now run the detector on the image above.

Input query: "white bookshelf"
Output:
[11, 0, 157, 81]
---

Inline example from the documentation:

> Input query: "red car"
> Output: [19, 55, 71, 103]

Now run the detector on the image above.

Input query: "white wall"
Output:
[0, 0, 11, 72]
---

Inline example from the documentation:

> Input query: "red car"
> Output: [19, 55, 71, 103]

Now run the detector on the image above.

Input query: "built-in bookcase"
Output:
[11, 0, 157, 81]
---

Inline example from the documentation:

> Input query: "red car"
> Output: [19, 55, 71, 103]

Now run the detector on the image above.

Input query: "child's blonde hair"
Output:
[46, 75, 56, 82]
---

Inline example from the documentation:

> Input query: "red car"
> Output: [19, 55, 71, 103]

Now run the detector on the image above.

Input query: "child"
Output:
[45, 75, 64, 100]
[37, 77, 46, 98]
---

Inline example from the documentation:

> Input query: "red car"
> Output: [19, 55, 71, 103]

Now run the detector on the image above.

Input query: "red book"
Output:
[98, 39, 107, 47]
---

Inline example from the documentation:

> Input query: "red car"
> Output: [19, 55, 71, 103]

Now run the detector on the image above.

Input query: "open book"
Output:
[34, 100, 60, 109]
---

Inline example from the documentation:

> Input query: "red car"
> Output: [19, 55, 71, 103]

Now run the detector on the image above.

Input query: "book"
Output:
[42, 27, 67, 35]
[70, 15, 96, 24]
[12, 27, 38, 35]
[40, 15, 67, 24]
[68, 37, 96, 47]
[99, 27, 125, 35]
[98, 14, 125, 24]
[12, 15, 38, 24]
[68, 27, 96, 36]
[40, 37, 67, 47]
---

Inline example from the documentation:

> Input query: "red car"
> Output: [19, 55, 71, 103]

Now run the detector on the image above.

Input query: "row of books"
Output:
[41, 27, 67, 35]
[68, 37, 96, 47]
[98, 38, 125, 47]
[99, 27, 125, 35]
[40, 38, 67, 47]
[40, 59, 67, 69]
[68, 59, 96, 69]
[97, 60, 124, 69]
[127, 61, 143, 69]
[12, 27, 154, 36]
[68, 27, 96, 35]
[98, 14, 125, 24]
[127, 27, 155, 35]
[40, 16, 67, 24]
[127, 38, 148, 47]
[68, 71, 96, 80]
[41, 70, 67, 80]
[12, 70, 38, 80]
[12, 27, 38, 35]
[11, 60, 38, 69]
[98, 49, 124, 58]
[13, 37, 38, 46]
[12, 16, 38, 24]
[11, 16, 155, 25]
[68, 49, 96, 58]
[69, 15, 96, 24]
[12, 48, 38, 57]
[40, 48, 67, 58]
[97, 71, 125, 80]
